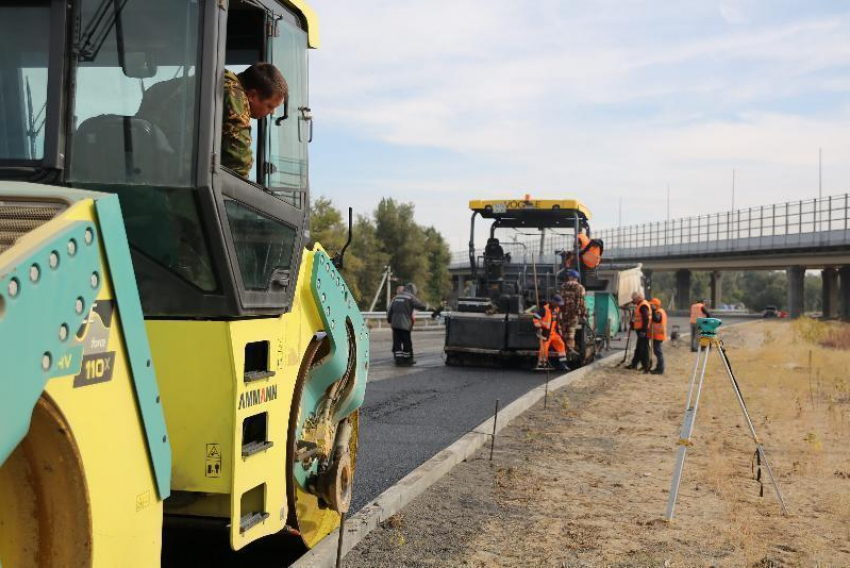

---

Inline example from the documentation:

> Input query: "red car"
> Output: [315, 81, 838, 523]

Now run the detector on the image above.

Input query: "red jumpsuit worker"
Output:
[533, 295, 570, 371]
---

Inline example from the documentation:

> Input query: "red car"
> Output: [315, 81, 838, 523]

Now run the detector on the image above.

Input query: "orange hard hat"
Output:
[650, 298, 662, 307]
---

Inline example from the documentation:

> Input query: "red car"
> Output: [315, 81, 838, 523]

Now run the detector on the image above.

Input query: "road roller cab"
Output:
[0, 0, 368, 565]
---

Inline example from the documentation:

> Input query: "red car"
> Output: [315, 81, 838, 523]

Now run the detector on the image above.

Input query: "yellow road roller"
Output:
[0, 0, 368, 565]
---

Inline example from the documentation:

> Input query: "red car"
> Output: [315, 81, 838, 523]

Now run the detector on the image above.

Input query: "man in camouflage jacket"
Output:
[222, 63, 288, 179]
[559, 269, 587, 354]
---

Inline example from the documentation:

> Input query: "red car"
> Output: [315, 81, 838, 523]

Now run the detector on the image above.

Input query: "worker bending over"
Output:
[387, 283, 428, 366]
[690, 299, 712, 352]
[559, 269, 586, 357]
[559, 231, 604, 276]
[627, 292, 652, 372]
[534, 295, 570, 371]
[650, 298, 667, 375]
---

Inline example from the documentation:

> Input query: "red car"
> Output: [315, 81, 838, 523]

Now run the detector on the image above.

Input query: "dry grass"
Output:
[345, 320, 850, 567]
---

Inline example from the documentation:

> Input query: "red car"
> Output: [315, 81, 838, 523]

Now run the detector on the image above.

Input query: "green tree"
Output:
[423, 226, 451, 304]
[347, 216, 390, 309]
[374, 198, 429, 299]
[309, 197, 347, 253]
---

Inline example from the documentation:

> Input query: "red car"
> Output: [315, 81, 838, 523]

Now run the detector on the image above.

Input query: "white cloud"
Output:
[308, 1, 850, 247]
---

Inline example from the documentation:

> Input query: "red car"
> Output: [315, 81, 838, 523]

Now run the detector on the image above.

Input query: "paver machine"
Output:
[444, 197, 619, 368]
[0, 0, 368, 566]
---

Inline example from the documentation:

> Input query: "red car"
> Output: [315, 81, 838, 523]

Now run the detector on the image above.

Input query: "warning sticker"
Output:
[136, 490, 151, 512]
[205, 443, 222, 478]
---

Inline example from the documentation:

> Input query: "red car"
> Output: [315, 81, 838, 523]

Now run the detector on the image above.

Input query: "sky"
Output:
[306, 0, 850, 251]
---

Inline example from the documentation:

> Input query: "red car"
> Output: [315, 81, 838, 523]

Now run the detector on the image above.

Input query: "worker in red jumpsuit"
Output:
[533, 294, 570, 371]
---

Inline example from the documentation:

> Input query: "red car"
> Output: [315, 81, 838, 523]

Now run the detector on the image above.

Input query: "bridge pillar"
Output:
[675, 269, 691, 311]
[822, 268, 839, 319]
[710, 271, 723, 310]
[644, 269, 653, 299]
[840, 266, 850, 321]
[786, 266, 805, 319]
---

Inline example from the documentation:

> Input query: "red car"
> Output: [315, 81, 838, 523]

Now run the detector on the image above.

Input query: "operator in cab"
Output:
[222, 63, 288, 178]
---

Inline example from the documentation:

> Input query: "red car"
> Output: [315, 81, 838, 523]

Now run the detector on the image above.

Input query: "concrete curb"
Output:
[292, 348, 625, 568]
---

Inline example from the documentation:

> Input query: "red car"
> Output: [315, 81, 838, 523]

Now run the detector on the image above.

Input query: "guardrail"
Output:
[596, 193, 850, 259]
[362, 311, 445, 329]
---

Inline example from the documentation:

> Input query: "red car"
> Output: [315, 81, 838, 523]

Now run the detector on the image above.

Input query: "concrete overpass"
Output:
[595, 193, 850, 319]
[449, 193, 850, 319]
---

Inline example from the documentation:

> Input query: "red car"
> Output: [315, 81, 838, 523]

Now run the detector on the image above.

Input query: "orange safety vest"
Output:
[633, 300, 651, 331]
[690, 302, 705, 324]
[651, 308, 667, 341]
[534, 304, 561, 335]
[577, 234, 602, 269]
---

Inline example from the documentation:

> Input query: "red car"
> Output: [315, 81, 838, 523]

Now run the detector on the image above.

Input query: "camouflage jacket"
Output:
[559, 280, 586, 320]
[221, 70, 252, 179]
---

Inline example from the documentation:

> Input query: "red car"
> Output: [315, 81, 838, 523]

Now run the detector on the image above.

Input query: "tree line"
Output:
[309, 197, 452, 309]
[650, 270, 822, 312]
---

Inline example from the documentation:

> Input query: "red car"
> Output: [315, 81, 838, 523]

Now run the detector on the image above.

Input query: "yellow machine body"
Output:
[149, 248, 326, 550]
[0, 200, 163, 568]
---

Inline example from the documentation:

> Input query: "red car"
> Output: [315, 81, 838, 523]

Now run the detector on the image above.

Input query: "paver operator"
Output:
[534, 295, 570, 372]
[650, 297, 667, 375]
[559, 269, 587, 357]
[627, 292, 652, 373]
[387, 283, 428, 366]
[690, 299, 712, 352]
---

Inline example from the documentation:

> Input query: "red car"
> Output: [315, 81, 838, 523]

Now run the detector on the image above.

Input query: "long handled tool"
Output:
[618, 308, 633, 366]
[664, 317, 788, 521]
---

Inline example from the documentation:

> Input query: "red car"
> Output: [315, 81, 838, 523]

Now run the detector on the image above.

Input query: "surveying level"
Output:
[664, 318, 788, 521]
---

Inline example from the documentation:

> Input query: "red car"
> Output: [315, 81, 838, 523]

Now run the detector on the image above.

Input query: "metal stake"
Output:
[490, 399, 500, 461]
[544, 368, 550, 409]
[335, 512, 346, 568]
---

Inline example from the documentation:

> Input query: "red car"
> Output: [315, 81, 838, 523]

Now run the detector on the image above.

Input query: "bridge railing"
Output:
[596, 193, 850, 258]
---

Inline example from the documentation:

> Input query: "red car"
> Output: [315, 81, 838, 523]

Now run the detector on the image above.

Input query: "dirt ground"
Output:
[344, 320, 850, 567]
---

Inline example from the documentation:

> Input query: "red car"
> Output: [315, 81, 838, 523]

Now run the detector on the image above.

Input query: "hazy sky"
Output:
[307, 1, 850, 250]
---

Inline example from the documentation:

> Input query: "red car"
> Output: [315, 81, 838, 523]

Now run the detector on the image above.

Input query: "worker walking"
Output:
[387, 283, 428, 366]
[627, 292, 652, 372]
[650, 298, 667, 375]
[533, 295, 570, 371]
[690, 299, 712, 352]
[560, 269, 587, 357]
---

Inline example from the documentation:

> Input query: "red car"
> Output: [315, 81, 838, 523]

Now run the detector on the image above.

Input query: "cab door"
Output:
[215, 0, 311, 314]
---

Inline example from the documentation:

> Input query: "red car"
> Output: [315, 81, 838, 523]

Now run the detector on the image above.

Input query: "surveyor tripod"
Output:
[664, 318, 788, 521]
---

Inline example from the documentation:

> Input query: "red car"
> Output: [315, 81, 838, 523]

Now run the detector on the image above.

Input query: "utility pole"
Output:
[385, 266, 392, 310]
[666, 183, 670, 245]
[819, 147, 823, 199]
[731, 168, 736, 212]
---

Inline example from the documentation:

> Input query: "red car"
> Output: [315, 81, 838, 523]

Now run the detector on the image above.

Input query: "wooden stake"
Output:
[490, 399, 500, 461]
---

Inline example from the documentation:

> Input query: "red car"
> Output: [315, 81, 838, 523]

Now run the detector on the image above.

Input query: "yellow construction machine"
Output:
[0, 0, 368, 565]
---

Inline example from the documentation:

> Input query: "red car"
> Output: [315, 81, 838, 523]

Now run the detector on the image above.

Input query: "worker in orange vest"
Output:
[627, 292, 652, 372]
[561, 232, 604, 273]
[533, 295, 570, 371]
[576, 232, 603, 270]
[650, 297, 667, 375]
[690, 299, 712, 352]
